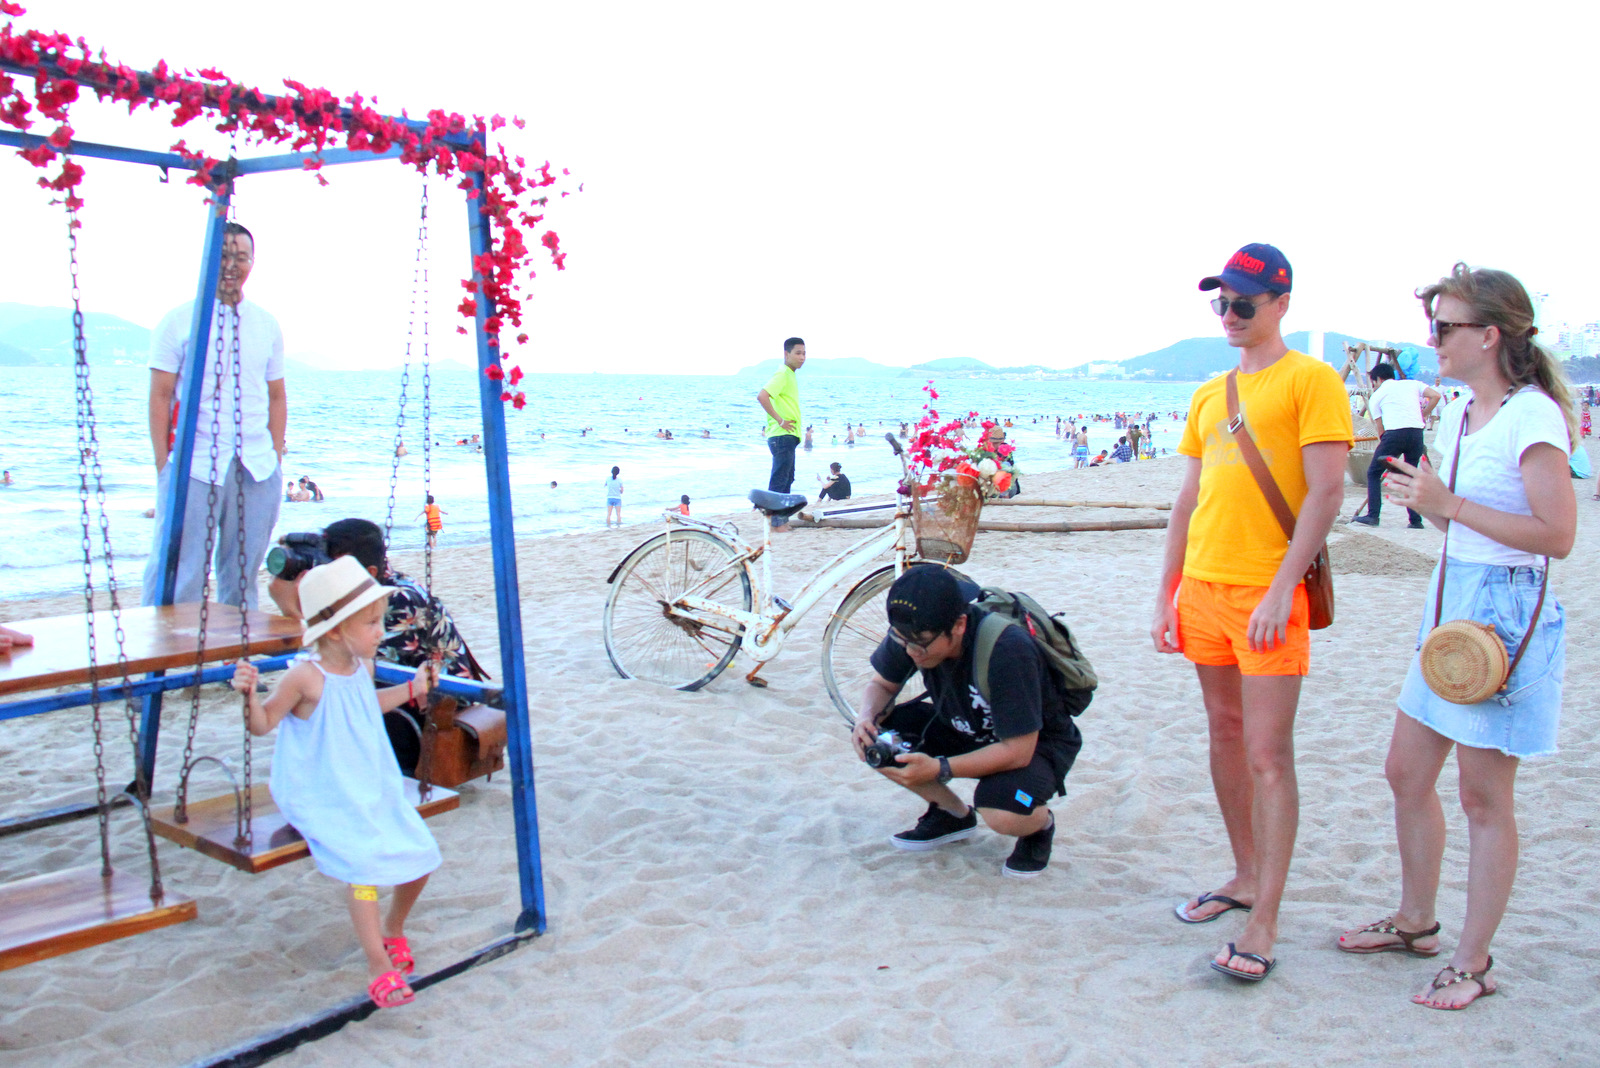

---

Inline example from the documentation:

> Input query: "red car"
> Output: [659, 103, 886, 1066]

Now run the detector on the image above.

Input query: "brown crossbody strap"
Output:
[1432, 392, 1549, 684]
[1224, 369, 1298, 542]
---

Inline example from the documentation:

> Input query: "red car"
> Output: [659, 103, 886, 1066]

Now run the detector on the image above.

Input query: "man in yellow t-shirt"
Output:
[1150, 243, 1352, 983]
[755, 337, 806, 530]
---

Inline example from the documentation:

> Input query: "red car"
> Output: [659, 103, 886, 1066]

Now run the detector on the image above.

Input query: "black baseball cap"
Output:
[886, 565, 969, 635]
[1199, 243, 1293, 297]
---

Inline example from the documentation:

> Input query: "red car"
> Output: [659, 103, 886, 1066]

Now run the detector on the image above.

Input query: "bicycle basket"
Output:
[911, 480, 984, 564]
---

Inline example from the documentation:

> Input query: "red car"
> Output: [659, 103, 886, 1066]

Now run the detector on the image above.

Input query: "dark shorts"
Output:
[880, 697, 1078, 815]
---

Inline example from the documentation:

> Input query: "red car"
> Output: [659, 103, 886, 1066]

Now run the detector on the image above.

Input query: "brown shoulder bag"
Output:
[1224, 369, 1335, 630]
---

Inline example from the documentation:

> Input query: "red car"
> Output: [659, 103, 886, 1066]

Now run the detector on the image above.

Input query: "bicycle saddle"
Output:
[747, 489, 809, 518]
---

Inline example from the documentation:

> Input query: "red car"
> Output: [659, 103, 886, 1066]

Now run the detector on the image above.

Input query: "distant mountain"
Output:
[1116, 330, 1438, 381]
[0, 303, 152, 365]
[735, 355, 1070, 380]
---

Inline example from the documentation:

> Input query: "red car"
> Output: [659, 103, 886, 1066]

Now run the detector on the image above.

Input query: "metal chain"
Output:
[174, 286, 228, 824]
[69, 190, 111, 878]
[384, 184, 428, 549]
[420, 183, 433, 603]
[230, 303, 253, 848]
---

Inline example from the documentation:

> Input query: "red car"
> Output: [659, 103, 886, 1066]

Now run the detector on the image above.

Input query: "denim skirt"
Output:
[1398, 558, 1565, 757]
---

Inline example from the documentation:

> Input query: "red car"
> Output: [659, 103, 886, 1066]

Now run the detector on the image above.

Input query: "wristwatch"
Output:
[937, 756, 954, 784]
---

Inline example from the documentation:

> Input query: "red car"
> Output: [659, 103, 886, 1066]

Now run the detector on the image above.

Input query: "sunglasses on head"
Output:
[1209, 295, 1273, 319]
[1430, 318, 1488, 343]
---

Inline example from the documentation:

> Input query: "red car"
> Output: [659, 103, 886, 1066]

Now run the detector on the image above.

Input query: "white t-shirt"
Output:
[604, 477, 623, 498]
[1436, 387, 1571, 566]
[150, 299, 285, 484]
[1369, 378, 1431, 431]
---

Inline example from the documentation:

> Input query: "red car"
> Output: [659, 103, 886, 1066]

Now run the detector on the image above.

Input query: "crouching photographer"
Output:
[267, 517, 489, 774]
[850, 566, 1082, 878]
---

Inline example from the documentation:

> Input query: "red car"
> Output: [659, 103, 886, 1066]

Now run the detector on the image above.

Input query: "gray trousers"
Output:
[141, 458, 282, 611]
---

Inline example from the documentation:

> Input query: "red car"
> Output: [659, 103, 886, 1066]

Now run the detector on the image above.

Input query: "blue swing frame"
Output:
[0, 61, 547, 939]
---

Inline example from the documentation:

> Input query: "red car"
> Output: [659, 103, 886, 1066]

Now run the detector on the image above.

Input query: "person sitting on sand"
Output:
[267, 518, 488, 776]
[233, 556, 442, 1010]
[849, 567, 1083, 879]
[817, 462, 852, 504]
[1110, 437, 1132, 463]
[1087, 449, 1108, 467]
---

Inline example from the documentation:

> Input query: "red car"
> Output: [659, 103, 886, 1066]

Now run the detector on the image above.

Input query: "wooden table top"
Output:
[0, 602, 303, 698]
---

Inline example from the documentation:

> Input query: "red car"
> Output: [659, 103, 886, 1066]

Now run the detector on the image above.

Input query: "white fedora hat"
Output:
[299, 555, 395, 645]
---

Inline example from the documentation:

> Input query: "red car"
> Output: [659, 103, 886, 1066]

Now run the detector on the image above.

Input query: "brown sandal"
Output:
[1415, 957, 1496, 1010]
[1337, 916, 1442, 957]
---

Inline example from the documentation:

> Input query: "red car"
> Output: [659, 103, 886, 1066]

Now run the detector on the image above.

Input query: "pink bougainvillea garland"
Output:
[0, 2, 570, 405]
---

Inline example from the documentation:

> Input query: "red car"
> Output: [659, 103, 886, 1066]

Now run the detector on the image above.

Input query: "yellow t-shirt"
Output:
[1178, 350, 1352, 586]
[762, 365, 801, 438]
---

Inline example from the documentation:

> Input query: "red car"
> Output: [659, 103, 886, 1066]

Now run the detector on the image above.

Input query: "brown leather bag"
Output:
[1224, 370, 1334, 630]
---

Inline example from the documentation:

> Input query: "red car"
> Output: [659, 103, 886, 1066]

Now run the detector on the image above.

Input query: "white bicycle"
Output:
[602, 434, 970, 722]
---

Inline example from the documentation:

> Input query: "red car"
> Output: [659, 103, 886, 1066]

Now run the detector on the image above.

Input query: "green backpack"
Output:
[971, 588, 1097, 717]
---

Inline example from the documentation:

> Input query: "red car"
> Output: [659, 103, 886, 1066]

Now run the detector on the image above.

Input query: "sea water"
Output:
[0, 364, 1200, 600]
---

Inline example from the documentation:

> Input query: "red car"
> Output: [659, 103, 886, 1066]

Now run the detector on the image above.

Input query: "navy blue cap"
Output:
[886, 565, 968, 635]
[1199, 243, 1293, 296]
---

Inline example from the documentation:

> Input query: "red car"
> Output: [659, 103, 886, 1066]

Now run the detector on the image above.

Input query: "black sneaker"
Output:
[1408, 520, 1425, 529]
[891, 802, 978, 851]
[1349, 515, 1379, 527]
[1002, 816, 1055, 878]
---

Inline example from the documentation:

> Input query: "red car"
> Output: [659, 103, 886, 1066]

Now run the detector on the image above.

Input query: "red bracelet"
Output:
[1451, 497, 1467, 523]
[407, 678, 414, 701]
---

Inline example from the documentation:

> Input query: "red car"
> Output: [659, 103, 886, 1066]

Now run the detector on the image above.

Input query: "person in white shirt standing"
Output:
[142, 222, 287, 611]
[1351, 362, 1441, 529]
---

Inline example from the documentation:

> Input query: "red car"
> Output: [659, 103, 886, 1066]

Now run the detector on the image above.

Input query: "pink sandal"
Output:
[382, 935, 415, 975]
[368, 969, 415, 1008]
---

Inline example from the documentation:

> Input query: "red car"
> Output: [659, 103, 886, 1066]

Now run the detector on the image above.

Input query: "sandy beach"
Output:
[2, 448, 1597, 1067]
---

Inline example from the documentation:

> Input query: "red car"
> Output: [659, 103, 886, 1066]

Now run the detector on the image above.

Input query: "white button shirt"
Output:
[150, 299, 285, 484]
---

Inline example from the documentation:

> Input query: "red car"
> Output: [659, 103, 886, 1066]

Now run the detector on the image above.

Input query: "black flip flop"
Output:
[1210, 942, 1276, 982]
[1175, 892, 1252, 924]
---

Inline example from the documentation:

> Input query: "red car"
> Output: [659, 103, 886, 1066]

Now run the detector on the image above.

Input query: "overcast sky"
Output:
[3, 1, 1596, 374]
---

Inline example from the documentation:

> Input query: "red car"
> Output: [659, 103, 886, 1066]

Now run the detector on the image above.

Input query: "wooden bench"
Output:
[0, 602, 303, 697]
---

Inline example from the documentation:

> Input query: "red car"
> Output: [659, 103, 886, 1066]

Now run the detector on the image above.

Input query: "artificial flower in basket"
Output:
[902, 383, 1017, 563]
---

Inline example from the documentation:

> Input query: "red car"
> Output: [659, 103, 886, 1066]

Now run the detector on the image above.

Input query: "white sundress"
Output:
[270, 656, 442, 886]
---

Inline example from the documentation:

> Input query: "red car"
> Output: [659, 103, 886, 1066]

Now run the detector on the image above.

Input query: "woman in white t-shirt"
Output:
[1337, 265, 1578, 1010]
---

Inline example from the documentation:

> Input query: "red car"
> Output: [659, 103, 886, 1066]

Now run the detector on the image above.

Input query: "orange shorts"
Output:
[1176, 575, 1310, 676]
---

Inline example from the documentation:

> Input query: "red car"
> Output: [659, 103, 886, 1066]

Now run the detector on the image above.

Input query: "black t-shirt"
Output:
[870, 606, 1077, 765]
[820, 473, 852, 500]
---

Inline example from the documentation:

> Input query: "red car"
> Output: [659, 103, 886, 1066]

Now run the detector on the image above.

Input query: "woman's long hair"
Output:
[1417, 263, 1578, 448]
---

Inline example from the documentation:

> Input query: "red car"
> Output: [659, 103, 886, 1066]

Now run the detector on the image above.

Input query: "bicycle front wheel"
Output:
[604, 529, 753, 690]
[820, 563, 972, 724]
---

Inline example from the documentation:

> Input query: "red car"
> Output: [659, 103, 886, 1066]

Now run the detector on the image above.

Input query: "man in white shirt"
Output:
[1351, 362, 1440, 528]
[141, 222, 287, 610]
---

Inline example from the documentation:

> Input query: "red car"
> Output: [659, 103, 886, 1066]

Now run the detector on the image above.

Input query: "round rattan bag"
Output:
[1419, 620, 1509, 705]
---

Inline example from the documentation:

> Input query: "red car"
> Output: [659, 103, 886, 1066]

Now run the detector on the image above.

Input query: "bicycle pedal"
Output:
[773, 596, 794, 612]
[747, 676, 770, 688]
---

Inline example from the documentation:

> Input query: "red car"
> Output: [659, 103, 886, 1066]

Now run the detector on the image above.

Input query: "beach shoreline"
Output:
[2, 452, 1596, 1067]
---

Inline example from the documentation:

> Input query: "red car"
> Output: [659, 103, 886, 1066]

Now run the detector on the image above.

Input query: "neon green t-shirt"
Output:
[763, 365, 801, 438]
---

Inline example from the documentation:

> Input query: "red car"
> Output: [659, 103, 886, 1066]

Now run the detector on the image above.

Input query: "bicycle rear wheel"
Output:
[604, 529, 752, 690]
[820, 563, 971, 724]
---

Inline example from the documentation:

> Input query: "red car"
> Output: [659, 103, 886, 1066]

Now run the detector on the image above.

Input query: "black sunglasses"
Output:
[1431, 319, 1487, 343]
[1209, 295, 1272, 319]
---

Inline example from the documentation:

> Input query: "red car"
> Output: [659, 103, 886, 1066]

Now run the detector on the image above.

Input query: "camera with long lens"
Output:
[862, 729, 913, 769]
[265, 531, 331, 581]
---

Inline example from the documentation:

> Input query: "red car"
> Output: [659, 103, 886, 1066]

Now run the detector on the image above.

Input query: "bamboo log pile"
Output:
[798, 515, 1168, 533]
[984, 498, 1172, 511]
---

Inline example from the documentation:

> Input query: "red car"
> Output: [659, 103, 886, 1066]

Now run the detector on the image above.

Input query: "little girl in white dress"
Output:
[232, 556, 442, 1009]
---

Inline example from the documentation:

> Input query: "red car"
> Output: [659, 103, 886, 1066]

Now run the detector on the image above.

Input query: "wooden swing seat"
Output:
[0, 602, 302, 697]
[0, 864, 197, 971]
[148, 779, 459, 874]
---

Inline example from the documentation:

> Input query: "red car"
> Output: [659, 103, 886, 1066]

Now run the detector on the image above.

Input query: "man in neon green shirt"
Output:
[756, 337, 806, 530]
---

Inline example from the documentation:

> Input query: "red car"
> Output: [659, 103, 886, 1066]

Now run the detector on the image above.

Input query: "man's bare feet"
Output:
[1337, 914, 1441, 956]
[1413, 957, 1496, 1009]
[1178, 884, 1254, 923]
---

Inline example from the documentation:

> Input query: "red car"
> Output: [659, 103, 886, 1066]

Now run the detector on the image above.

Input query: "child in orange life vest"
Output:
[677, 495, 691, 516]
[418, 494, 446, 549]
